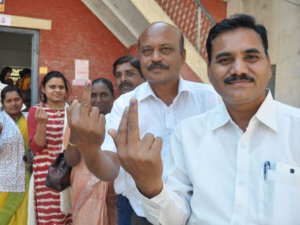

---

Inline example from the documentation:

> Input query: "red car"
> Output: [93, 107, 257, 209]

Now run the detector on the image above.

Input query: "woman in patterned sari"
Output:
[65, 78, 118, 225]
[0, 86, 31, 225]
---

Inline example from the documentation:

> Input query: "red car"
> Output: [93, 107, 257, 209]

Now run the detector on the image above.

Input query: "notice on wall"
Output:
[0, 14, 11, 26]
[39, 67, 48, 74]
[75, 59, 89, 80]
[0, 0, 4, 12]
[72, 80, 86, 86]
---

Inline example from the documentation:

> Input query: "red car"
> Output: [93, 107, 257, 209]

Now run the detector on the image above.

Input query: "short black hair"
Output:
[1, 86, 23, 107]
[92, 78, 114, 98]
[39, 71, 71, 103]
[137, 31, 184, 54]
[206, 14, 268, 65]
[0, 67, 12, 83]
[113, 55, 144, 78]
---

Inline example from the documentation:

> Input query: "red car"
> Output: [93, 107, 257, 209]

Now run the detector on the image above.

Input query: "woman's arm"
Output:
[64, 131, 81, 167]
[27, 104, 48, 152]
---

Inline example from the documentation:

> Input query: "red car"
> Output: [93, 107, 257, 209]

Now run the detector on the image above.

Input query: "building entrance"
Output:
[0, 27, 39, 108]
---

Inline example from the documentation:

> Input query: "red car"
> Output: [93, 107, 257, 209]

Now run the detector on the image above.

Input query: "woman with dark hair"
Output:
[0, 86, 31, 225]
[27, 71, 72, 225]
[16, 68, 31, 91]
[0, 67, 14, 86]
[65, 78, 117, 225]
[16, 68, 32, 111]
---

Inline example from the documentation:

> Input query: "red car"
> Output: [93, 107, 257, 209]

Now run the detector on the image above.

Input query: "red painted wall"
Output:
[2, 0, 128, 101]
[201, 0, 227, 23]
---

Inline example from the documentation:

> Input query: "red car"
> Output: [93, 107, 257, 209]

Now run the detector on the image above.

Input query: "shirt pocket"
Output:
[259, 168, 300, 225]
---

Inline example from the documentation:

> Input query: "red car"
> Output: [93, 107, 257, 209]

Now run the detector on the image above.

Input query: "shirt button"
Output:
[234, 222, 241, 225]
[239, 180, 246, 186]
[158, 200, 164, 205]
[240, 143, 247, 149]
[167, 131, 172, 136]
[151, 205, 158, 209]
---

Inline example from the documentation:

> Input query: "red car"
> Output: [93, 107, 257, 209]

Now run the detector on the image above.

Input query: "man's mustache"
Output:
[147, 62, 170, 71]
[119, 82, 133, 90]
[223, 74, 255, 84]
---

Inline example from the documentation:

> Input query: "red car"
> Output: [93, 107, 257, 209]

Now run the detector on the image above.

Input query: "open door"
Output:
[0, 26, 39, 107]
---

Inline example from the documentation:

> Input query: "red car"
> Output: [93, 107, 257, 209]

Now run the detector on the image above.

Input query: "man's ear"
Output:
[207, 63, 213, 84]
[180, 49, 186, 65]
[267, 55, 272, 79]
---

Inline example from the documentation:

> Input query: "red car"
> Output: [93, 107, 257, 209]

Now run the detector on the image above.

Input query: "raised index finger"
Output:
[80, 80, 92, 118]
[127, 98, 140, 147]
[115, 107, 129, 150]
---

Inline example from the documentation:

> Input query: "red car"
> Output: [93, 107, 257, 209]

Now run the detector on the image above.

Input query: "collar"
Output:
[254, 89, 278, 132]
[211, 103, 231, 131]
[137, 76, 195, 102]
[211, 89, 278, 132]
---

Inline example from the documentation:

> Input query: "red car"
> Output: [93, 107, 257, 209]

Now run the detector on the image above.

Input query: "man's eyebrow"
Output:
[125, 69, 134, 72]
[141, 45, 151, 49]
[245, 48, 261, 54]
[215, 52, 231, 60]
[116, 69, 134, 74]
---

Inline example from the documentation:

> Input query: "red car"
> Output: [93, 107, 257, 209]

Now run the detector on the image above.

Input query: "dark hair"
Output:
[113, 55, 144, 78]
[39, 71, 71, 103]
[19, 68, 31, 78]
[0, 67, 12, 83]
[137, 30, 184, 54]
[206, 14, 268, 65]
[92, 78, 114, 98]
[1, 86, 23, 108]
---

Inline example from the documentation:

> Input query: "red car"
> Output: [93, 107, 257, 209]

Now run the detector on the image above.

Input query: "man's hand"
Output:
[34, 103, 48, 125]
[108, 98, 163, 198]
[67, 80, 106, 158]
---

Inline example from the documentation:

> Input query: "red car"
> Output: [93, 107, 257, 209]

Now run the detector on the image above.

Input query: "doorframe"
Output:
[0, 26, 39, 106]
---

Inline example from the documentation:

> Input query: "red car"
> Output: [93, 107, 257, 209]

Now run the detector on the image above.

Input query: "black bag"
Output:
[45, 152, 72, 192]
[23, 148, 35, 173]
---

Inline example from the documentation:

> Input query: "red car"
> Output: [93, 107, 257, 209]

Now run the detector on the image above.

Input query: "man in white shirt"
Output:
[67, 22, 221, 224]
[109, 14, 300, 225]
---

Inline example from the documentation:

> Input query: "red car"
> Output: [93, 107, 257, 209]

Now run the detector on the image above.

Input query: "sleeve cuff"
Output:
[138, 182, 171, 224]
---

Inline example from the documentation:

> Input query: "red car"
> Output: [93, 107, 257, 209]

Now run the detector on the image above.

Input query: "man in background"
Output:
[113, 55, 146, 95]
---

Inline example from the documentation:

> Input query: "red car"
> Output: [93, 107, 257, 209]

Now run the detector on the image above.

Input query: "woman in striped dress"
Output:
[27, 71, 72, 225]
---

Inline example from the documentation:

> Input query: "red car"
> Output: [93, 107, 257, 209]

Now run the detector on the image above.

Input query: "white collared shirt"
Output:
[102, 76, 222, 217]
[139, 90, 300, 225]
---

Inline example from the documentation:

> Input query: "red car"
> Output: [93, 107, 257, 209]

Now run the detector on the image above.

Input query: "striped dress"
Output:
[28, 104, 72, 225]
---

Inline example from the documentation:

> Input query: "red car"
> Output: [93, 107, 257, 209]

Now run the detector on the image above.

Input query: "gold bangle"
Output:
[68, 142, 77, 147]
